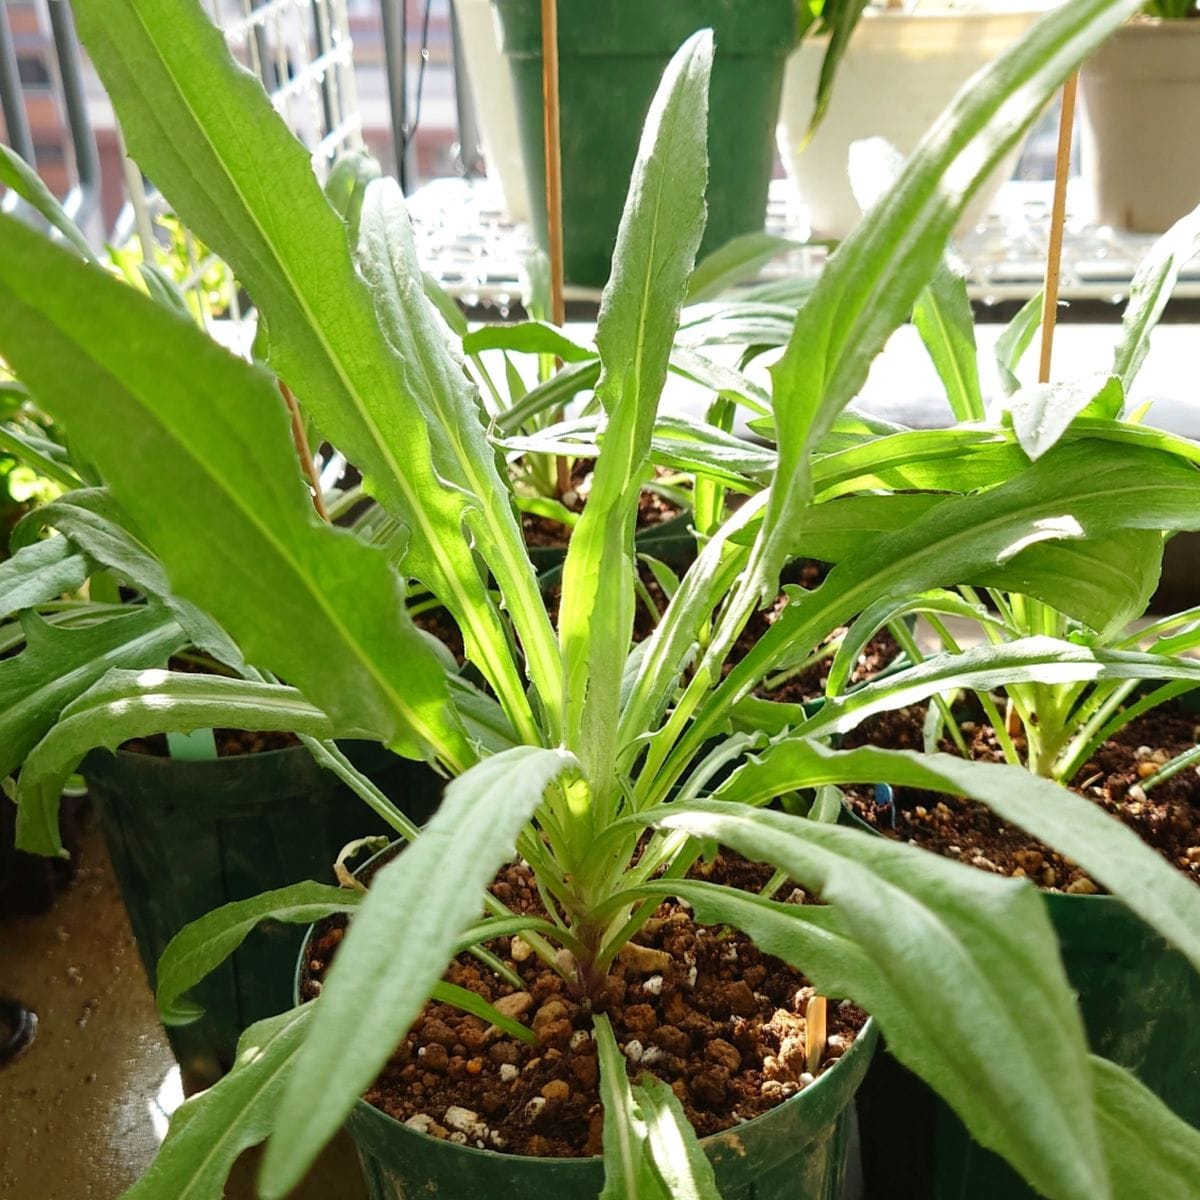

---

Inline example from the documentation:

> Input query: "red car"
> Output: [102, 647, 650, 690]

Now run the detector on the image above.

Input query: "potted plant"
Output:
[0, 483, 437, 1086]
[1079, 1, 1200, 232]
[0, 149, 447, 1087]
[770, 207, 1200, 1194]
[489, 0, 797, 287]
[778, 1, 1046, 240]
[3, 2, 1199, 1198]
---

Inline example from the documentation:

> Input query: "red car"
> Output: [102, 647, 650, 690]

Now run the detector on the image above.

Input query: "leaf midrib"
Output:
[124, 2, 487, 726]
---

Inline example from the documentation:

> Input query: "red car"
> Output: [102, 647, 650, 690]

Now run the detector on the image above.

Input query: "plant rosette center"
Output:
[298, 852, 867, 1158]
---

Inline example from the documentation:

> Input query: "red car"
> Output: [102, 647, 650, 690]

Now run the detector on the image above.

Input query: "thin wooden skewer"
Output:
[539, 0, 571, 496]
[805, 994, 828, 1075]
[540, 0, 565, 331]
[1038, 73, 1078, 386]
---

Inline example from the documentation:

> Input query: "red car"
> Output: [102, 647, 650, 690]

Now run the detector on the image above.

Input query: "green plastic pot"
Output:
[854, 861, 1200, 1197]
[85, 740, 442, 1089]
[293, 838, 877, 1199]
[343, 1018, 876, 1199]
[491, 0, 794, 288]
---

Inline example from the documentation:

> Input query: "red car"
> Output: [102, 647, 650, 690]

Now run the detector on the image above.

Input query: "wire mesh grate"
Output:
[116, 0, 364, 331]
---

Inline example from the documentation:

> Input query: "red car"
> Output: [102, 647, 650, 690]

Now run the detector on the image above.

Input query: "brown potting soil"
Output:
[541, 564, 673, 646]
[844, 701, 1200, 888]
[300, 853, 866, 1158]
[725, 575, 902, 705]
[121, 728, 301, 757]
[520, 465, 685, 554]
[412, 606, 467, 667]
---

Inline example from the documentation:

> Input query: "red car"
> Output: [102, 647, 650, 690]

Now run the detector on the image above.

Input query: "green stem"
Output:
[0, 425, 81, 490]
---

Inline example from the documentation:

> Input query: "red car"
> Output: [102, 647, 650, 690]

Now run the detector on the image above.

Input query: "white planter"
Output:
[1079, 19, 1200, 234]
[778, 11, 1041, 240]
[453, 0, 530, 222]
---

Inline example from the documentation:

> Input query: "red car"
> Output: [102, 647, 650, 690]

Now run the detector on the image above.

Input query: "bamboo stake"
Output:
[805, 994, 828, 1075]
[1038, 74, 1078, 386]
[539, 0, 571, 496]
[279, 381, 329, 522]
[540, 0, 565, 330]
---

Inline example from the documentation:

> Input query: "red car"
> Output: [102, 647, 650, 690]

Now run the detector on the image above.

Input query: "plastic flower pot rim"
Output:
[291, 842, 878, 1176]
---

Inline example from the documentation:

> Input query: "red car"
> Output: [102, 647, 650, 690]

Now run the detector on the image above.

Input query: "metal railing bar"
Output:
[0, 4, 35, 164]
[46, 0, 100, 235]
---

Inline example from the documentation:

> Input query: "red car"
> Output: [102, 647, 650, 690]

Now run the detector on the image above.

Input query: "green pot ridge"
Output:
[86, 740, 438, 1088]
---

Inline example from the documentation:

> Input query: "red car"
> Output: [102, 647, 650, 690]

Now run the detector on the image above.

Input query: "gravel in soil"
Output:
[301, 853, 866, 1158]
[844, 701, 1200, 888]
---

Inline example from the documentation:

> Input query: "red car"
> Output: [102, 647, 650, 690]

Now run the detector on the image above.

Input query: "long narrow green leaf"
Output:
[618, 496, 762, 753]
[121, 1006, 314, 1200]
[801, 637, 1200, 739]
[0, 143, 96, 261]
[355, 180, 559, 736]
[677, 303, 800, 352]
[749, 1, 1140, 603]
[17, 670, 359, 856]
[429, 981, 537, 1047]
[0, 421, 83, 491]
[155, 882, 362, 1024]
[595, 1013, 669, 1200]
[668, 348, 773, 415]
[811, 426, 1024, 499]
[461, 321, 595, 363]
[635, 1074, 721, 1200]
[1091, 1056, 1200, 1200]
[996, 291, 1044, 396]
[0, 604, 185, 782]
[825, 590, 994, 697]
[558, 31, 712, 801]
[259, 745, 578, 1198]
[685, 232, 802, 304]
[712, 739, 1200, 977]
[651, 801, 1106, 1200]
[806, 1, 871, 141]
[724, 440, 1200, 702]
[912, 261, 984, 422]
[0, 536, 90, 619]
[492, 357, 602, 434]
[16, 488, 243, 668]
[1113, 200, 1200, 387]
[642, 879, 872, 993]
[0, 213, 470, 770]
[497, 413, 772, 489]
[73, 0, 504, 699]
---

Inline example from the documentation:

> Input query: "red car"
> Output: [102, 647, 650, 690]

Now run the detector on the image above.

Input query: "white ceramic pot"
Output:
[453, 0, 531, 221]
[778, 11, 1041, 240]
[1079, 18, 1200, 233]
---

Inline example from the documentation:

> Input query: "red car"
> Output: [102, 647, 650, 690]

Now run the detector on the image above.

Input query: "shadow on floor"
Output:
[0, 804, 366, 1200]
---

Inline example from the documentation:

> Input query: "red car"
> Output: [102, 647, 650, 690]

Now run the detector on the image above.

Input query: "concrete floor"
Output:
[0, 805, 366, 1200]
